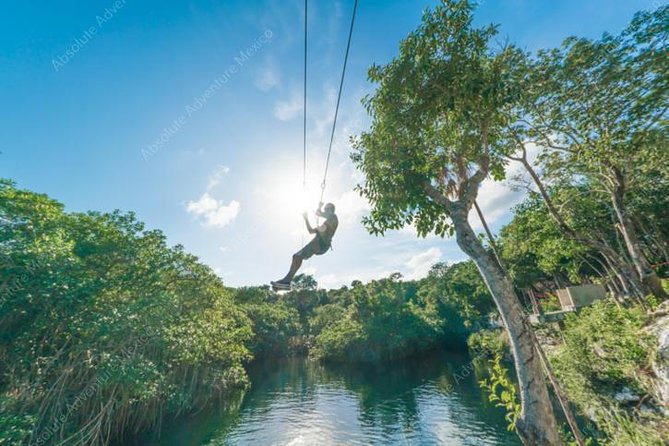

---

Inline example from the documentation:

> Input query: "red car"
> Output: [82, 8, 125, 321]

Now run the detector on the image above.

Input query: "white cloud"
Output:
[405, 247, 442, 280]
[302, 266, 317, 276]
[317, 267, 392, 290]
[207, 165, 230, 191]
[470, 179, 524, 229]
[334, 189, 369, 224]
[186, 193, 240, 228]
[273, 92, 302, 121]
[255, 60, 281, 91]
[312, 243, 456, 289]
[469, 142, 541, 230]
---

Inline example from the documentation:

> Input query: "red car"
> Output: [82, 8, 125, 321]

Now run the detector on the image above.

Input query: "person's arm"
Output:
[315, 201, 324, 218]
[303, 212, 317, 234]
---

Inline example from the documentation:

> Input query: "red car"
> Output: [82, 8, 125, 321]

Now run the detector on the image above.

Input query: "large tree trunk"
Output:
[450, 204, 561, 445]
[610, 177, 667, 299]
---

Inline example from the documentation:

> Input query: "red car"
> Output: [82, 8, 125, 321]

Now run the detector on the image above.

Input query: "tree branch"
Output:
[423, 181, 455, 214]
[459, 155, 489, 211]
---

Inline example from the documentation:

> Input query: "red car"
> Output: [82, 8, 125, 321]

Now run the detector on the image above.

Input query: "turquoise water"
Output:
[142, 351, 521, 445]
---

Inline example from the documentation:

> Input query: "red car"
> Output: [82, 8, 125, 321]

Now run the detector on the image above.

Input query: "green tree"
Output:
[232, 286, 301, 356]
[351, 1, 560, 443]
[311, 275, 442, 363]
[0, 181, 253, 445]
[281, 274, 323, 330]
[499, 193, 598, 288]
[514, 6, 669, 299]
[420, 261, 495, 334]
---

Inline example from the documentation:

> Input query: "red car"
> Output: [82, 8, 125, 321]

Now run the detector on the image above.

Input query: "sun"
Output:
[263, 170, 323, 235]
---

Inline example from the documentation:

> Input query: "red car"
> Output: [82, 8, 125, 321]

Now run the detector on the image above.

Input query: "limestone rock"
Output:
[645, 301, 669, 414]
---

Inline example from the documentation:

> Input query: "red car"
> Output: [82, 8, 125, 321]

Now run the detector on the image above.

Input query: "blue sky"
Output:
[0, 0, 659, 288]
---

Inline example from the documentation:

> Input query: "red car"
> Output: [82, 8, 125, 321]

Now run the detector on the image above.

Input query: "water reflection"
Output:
[140, 350, 521, 445]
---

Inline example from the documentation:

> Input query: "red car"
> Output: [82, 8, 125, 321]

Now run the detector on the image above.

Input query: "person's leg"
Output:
[281, 254, 303, 282]
[277, 239, 318, 284]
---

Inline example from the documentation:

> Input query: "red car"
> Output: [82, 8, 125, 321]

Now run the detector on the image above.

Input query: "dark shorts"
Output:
[295, 236, 329, 260]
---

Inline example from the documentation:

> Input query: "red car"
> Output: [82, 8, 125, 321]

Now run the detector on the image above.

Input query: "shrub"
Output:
[550, 299, 667, 445]
[467, 329, 507, 360]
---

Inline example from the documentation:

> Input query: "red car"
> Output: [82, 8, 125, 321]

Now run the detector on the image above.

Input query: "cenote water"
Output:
[139, 350, 521, 445]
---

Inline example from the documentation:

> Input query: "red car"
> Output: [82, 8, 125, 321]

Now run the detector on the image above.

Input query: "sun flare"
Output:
[263, 170, 324, 235]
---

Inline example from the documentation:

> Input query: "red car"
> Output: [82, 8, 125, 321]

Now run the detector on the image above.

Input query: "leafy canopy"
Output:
[352, 0, 526, 237]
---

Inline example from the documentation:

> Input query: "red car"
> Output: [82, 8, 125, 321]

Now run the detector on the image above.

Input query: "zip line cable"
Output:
[300, 0, 358, 203]
[301, 0, 308, 252]
[302, 0, 308, 188]
[319, 0, 358, 203]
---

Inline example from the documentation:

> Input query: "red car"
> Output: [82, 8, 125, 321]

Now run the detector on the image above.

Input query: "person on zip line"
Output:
[271, 202, 338, 291]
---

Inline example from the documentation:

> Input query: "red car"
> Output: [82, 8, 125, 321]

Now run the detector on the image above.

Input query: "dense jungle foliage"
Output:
[2, 1, 668, 445]
[0, 180, 496, 445]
